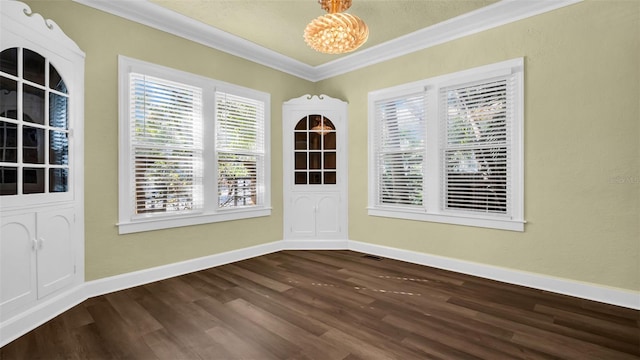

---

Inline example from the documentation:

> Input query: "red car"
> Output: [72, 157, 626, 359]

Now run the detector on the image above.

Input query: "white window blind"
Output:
[441, 76, 513, 215]
[119, 56, 271, 234]
[215, 91, 265, 209]
[374, 92, 426, 207]
[130, 73, 203, 215]
[368, 58, 524, 231]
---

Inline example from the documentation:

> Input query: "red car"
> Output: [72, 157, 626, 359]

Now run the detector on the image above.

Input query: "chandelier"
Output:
[304, 0, 369, 54]
[311, 117, 335, 135]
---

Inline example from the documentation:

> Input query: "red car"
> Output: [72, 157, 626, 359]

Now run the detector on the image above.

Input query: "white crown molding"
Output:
[314, 0, 583, 80]
[71, 0, 582, 82]
[70, 0, 317, 81]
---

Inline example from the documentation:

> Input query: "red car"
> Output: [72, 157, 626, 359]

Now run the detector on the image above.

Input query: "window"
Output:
[129, 73, 203, 215]
[118, 56, 270, 234]
[373, 92, 425, 207]
[368, 58, 524, 231]
[215, 91, 265, 208]
[442, 77, 511, 215]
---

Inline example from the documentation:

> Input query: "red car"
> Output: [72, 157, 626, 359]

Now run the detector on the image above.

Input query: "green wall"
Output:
[24, 0, 310, 280]
[23, 0, 639, 293]
[317, 0, 640, 292]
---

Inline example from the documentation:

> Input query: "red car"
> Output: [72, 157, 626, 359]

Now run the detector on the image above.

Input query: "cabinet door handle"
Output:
[38, 238, 44, 250]
[32, 239, 38, 251]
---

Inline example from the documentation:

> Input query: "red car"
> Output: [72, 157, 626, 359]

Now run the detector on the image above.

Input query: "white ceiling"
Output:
[72, 0, 581, 81]
[148, 0, 498, 67]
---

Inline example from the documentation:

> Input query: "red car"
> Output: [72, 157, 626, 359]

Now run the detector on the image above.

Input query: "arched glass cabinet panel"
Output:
[0, 47, 69, 196]
[293, 114, 337, 185]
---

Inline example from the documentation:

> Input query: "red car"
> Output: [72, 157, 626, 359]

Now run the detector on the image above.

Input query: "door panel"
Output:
[36, 208, 74, 298]
[0, 213, 37, 315]
[290, 195, 316, 237]
[316, 194, 340, 237]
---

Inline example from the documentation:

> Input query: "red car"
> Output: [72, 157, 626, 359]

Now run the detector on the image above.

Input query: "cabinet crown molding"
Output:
[284, 94, 348, 107]
[1, 1, 84, 56]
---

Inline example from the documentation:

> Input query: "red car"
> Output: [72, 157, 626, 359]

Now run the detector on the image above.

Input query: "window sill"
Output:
[367, 207, 525, 232]
[117, 207, 272, 234]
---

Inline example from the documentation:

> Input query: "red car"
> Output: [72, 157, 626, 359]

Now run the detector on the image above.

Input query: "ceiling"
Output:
[72, 0, 581, 81]
[148, 0, 498, 67]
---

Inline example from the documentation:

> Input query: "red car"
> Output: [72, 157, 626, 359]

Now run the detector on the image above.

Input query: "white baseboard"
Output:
[3, 238, 638, 348]
[280, 239, 349, 250]
[84, 240, 283, 298]
[1, 240, 283, 348]
[0, 285, 86, 347]
[348, 240, 640, 311]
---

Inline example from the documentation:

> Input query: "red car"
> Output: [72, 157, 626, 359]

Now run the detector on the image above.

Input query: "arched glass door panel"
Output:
[293, 114, 336, 185]
[0, 47, 69, 196]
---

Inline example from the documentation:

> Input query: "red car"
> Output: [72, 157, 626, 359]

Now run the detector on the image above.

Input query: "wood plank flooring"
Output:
[2, 250, 639, 359]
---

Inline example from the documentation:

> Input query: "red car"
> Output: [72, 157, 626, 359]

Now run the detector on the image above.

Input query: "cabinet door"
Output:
[36, 208, 75, 298]
[1, 213, 37, 316]
[316, 194, 341, 238]
[290, 195, 316, 237]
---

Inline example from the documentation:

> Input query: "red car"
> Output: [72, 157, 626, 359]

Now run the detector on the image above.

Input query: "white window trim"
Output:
[118, 56, 271, 234]
[368, 58, 524, 231]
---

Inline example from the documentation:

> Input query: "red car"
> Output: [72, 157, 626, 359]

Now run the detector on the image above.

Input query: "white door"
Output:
[36, 208, 75, 298]
[0, 213, 37, 316]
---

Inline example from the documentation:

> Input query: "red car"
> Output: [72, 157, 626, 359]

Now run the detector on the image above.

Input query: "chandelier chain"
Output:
[319, 0, 352, 13]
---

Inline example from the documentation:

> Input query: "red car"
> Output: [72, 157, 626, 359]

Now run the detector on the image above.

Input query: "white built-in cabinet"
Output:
[283, 95, 347, 242]
[0, 1, 84, 323]
[1, 208, 75, 314]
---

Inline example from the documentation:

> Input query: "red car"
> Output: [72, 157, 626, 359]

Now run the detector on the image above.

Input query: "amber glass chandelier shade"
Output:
[304, 12, 369, 54]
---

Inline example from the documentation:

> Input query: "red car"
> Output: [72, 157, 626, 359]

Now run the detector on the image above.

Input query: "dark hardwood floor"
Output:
[2, 250, 639, 359]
